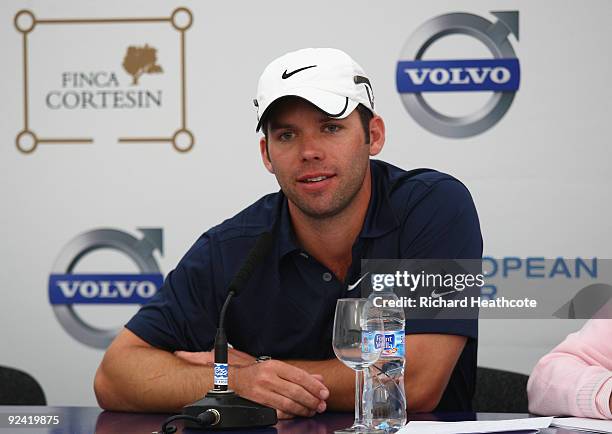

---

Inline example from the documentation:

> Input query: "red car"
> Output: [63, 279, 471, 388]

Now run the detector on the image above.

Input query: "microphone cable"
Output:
[157, 409, 220, 434]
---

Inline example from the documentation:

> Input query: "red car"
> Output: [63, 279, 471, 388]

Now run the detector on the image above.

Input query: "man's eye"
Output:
[279, 132, 295, 141]
[324, 124, 342, 133]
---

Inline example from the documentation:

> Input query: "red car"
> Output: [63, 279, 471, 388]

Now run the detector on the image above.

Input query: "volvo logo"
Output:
[397, 11, 520, 138]
[48, 228, 163, 349]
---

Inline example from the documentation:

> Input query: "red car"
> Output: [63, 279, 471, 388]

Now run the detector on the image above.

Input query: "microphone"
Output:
[214, 231, 274, 391]
[180, 231, 278, 430]
[228, 231, 275, 295]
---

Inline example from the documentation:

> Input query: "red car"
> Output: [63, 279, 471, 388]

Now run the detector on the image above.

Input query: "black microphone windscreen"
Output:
[227, 231, 274, 296]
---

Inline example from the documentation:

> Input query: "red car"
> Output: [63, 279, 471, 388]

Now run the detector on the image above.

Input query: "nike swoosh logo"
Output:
[282, 65, 317, 79]
[431, 289, 457, 299]
[347, 272, 369, 291]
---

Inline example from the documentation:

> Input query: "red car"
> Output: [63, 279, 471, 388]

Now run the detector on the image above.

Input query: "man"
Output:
[94, 48, 482, 419]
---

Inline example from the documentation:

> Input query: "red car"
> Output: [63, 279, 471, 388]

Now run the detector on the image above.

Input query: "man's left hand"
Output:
[174, 348, 256, 367]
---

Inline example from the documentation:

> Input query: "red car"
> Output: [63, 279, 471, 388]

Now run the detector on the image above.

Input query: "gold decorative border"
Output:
[14, 7, 194, 154]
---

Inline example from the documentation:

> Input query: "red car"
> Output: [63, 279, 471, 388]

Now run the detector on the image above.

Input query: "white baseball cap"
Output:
[254, 48, 375, 131]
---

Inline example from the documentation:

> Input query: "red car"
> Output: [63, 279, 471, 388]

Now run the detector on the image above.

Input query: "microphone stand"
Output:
[181, 233, 278, 430]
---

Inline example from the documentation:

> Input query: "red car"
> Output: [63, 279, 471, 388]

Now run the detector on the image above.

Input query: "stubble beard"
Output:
[280, 157, 370, 221]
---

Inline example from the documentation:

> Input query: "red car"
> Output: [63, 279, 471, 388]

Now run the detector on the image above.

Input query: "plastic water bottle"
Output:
[364, 279, 407, 432]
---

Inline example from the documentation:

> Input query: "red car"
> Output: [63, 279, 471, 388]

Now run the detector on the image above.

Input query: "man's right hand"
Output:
[231, 360, 329, 419]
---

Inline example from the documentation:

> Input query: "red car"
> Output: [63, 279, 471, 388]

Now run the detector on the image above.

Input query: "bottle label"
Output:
[382, 331, 405, 358]
[214, 363, 228, 386]
[361, 331, 385, 353]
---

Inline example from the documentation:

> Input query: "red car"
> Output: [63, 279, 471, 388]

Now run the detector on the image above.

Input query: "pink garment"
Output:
[527, 319, 612, 419]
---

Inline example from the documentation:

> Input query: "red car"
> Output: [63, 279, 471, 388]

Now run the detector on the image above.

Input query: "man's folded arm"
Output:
[93, 235, 221, 412]
[95, 328, 329, 418]
[286, 333, 466, 412]
[94, 328, 212, 412]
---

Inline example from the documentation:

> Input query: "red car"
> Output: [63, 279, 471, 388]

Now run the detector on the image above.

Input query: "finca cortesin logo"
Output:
[48, 228, 164, 349]
[396, 11, 520, 138]
[46, 45, 164, 111]
[14, 8, 194, 154]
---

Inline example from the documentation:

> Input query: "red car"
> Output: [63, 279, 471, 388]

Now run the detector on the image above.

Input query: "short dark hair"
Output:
[261, 102, 374, 161]
[355, 103, 373, 144]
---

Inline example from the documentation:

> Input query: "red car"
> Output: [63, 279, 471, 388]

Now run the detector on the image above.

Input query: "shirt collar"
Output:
[275, 160, 400, 259]
[276, 195, 301, 258]
[358, 160, 400, 239]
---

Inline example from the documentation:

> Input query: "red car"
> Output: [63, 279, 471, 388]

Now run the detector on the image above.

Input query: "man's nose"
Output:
[299, 133, 325, 161]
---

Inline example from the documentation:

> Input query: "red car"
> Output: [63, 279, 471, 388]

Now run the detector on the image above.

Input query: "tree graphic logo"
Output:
[122, 44, 163, 85]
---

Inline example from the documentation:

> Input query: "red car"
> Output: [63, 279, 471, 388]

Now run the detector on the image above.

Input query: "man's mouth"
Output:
[303, 176, 330, 183]
[297, 173, 336, 183]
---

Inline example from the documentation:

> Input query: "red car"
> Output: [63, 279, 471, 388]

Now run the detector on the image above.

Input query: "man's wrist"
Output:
[228, 365, 242, 394]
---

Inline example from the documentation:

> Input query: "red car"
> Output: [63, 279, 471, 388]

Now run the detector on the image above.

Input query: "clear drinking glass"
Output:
[333, 298, 385, 434]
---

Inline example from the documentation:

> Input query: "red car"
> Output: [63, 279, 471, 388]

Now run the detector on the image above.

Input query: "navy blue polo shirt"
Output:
[126, 159, 483, 412]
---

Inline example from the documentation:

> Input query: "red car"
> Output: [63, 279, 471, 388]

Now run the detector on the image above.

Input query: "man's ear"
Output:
[368, 116, 386, 157]
[259, 136, 274, 174]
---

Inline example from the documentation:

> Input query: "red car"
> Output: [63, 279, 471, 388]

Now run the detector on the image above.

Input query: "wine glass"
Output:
[333, 298, 384, 434]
